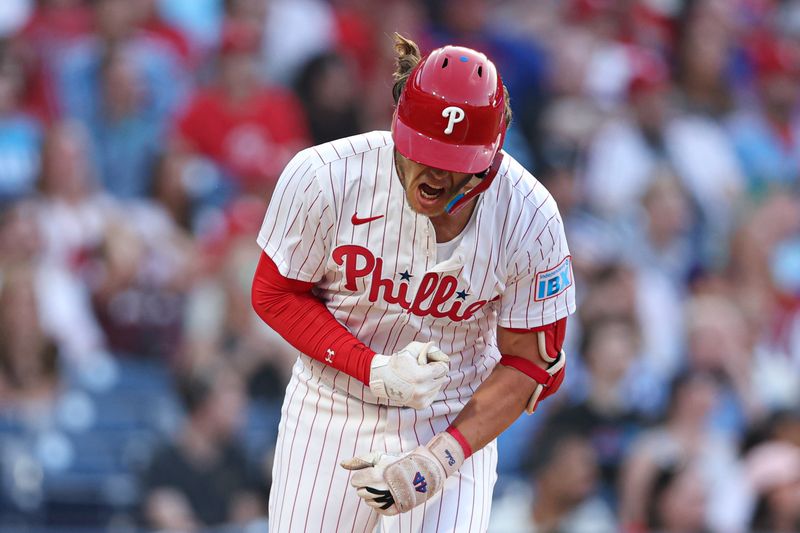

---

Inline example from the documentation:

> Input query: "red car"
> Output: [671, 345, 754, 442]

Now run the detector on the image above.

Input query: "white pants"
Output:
[268, 361, 498, 533]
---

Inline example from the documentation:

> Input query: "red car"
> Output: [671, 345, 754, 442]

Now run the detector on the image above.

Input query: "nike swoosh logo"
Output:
[351, 213, 384, 225]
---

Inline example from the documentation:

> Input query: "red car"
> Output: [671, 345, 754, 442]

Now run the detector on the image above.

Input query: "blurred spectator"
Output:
[729, 192, 800, 290]
[729, 192, 800, 408]
[260, 0, 336, 85]
[54, 0, 189, 197]
[0, 266, 60, 417]
[547, 316, 644, 502]
[0, 50, 41, 200]
[157, 0, 223, 55]
[294, 51, 364, 144]
[141, 366, 266, 531]
[12, 0, 93, 120]
[490, 430, 617, 533]
[630, 171, 697, 282]
[184, 197, 296, 398]
[645, 464, 711, 533]
[583, 47, 745, 245]
[727, 36, 800, 195]
[337, 0, 428, 131]
[137, 0, 194, 67]
[622, 173, 696, 396]
[173, 20, 310, 200]
[34, 120, 109, 267]
[32, 121, 109, 364]
[578, 261, 638, 325]
[149, 150, 196, 232]
[619, 371, 749, 533]
[685, 293, 766, 437]
[83, 47, 167, 199]
[0, 199, 39, 268]
[744, 441, 800, 533]
[565, 0, 637, 108]
[89, 197, 196, 361]
[674, 0, 737, 119]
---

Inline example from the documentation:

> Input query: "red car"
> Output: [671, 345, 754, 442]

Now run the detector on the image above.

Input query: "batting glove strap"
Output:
[426, 431, 466, 476]
[382, 432, 465, 513]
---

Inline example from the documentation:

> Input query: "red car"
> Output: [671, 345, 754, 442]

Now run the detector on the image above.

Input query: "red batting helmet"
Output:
[392, 45, 507, 174]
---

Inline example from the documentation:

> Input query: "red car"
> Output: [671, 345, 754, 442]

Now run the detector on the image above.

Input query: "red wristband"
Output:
[445, 426, 473, 459]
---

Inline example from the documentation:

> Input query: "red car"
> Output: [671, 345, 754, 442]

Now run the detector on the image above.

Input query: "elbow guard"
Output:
[499, 317, 567, 414]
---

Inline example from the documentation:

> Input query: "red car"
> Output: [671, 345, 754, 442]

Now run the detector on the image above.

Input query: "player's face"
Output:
[394, 151, 473, 217]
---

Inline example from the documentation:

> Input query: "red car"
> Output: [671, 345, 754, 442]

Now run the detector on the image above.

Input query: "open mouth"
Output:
[419, 183, 445, 200]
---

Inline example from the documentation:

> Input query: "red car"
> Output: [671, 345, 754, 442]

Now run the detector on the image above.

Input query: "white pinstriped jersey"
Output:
[257, 130, 576, 407]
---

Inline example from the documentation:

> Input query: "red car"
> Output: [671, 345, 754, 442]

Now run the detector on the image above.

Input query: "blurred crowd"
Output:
[0, 0, 799, 531]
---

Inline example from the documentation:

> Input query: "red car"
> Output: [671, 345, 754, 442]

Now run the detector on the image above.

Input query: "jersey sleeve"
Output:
[498, 196, 576, 329]
[256, 149, 335, 282]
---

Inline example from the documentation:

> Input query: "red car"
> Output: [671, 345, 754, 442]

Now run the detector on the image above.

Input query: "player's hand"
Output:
[340, 432, 465, 515]
[369, 341, 450, 409]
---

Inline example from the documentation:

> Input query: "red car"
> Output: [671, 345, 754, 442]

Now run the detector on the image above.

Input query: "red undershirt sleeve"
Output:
[251, 251, 376, 383]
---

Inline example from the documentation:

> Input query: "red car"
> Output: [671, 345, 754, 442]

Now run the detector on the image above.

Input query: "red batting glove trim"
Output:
[445, 426, 473, 459]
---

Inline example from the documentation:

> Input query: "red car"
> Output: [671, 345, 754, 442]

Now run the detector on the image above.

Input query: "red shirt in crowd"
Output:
[176, 86, 310, 194]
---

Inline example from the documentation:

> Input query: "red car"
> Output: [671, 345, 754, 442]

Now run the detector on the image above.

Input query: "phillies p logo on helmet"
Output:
[392, 45, 507, 174]
[442, 106, 465, 135]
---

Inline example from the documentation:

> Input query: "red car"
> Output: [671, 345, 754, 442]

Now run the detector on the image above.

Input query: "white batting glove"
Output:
[340, 432, 465, 515]
[369, 341, 450, 409]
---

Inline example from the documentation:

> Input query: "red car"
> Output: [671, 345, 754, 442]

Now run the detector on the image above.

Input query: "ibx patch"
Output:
[534, 256, 572, 302]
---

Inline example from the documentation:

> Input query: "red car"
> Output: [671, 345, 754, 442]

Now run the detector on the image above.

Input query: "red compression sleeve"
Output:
[251, 252, 376, 383]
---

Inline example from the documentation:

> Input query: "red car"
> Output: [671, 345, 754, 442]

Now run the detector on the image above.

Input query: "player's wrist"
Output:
[425, 431, 466, 478]
[368, 354, 392, 396]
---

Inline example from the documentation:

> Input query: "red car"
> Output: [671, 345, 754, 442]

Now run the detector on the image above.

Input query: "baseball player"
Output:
[252, 34, 575, 532]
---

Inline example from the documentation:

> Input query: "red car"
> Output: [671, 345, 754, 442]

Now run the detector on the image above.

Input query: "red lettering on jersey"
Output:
[369, 257, 411, 307]
[333, 245, 375, 290]
[425, 274, 458, 318]
[333, 244, 494, 322]
[408, 272, 440, 316]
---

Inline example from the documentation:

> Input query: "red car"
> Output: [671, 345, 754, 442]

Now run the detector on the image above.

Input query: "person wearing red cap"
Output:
[172, 20, 310, 199]
[251, 34, 575, 531]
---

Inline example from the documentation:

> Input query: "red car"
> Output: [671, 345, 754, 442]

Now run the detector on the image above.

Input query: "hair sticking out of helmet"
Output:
[392, 34, 422, 104]
[391, 35, 511, 175]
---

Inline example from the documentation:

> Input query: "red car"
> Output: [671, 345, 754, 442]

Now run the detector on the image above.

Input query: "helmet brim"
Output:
[392, 114, 501, 174]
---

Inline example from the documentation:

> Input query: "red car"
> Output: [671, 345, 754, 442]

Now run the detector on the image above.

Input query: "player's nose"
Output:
[425, 166, 454, 183]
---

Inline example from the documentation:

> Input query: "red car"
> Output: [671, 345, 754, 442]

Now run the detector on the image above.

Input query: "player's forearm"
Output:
[448, 364, 540, 452]
[251, 252, 376, 383]
[448, 322, 566, 454]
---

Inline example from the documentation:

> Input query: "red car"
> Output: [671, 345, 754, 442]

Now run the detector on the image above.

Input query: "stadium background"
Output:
[1, 0, 800, 531]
